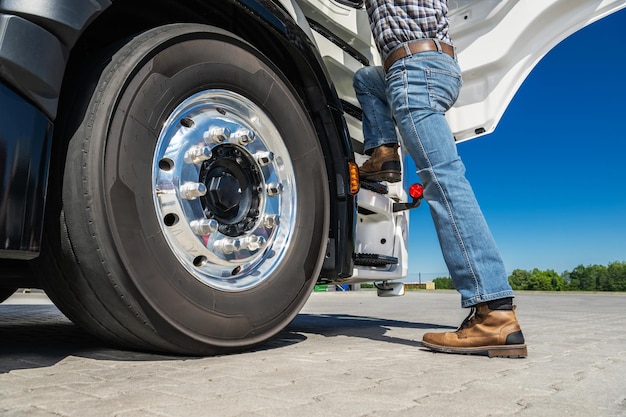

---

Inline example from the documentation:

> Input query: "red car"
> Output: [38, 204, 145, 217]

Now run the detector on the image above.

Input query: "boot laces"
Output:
[457, 307, 479, 331]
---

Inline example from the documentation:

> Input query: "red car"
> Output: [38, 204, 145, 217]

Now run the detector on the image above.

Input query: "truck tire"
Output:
[40, 24, 329, 355]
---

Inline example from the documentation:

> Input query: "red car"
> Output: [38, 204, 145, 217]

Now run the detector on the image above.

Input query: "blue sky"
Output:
[405, 8, 626, 280]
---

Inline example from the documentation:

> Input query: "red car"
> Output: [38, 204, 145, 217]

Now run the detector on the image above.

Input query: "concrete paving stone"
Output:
[152, 392, 291, 417]
[39, 390, 192, 417]
[514, 400, 622, 417]
[107, 409, 164, 417]
[415, 378, 544, 413]
[150, 376, 290, 403]
[256, 375, 379, 403]
[1, 406, 71, 417]
[151, 364, 253, 386]
[62, 374, 188, 400]
[2, 290, 626, 416]
[249, 391, 406, 417]
[0, 380, 100, 405]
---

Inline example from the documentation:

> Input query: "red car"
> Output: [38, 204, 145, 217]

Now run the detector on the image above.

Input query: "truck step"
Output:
[359, 180, 388, 195]
[354, 253, 398, 266]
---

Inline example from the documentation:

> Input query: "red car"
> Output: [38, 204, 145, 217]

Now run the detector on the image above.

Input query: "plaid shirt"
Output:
[365, 0, 452, 61]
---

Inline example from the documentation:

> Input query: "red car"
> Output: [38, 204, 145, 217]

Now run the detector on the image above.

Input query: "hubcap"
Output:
[152, 90, 296, 291]
[200, 144, 263, 237]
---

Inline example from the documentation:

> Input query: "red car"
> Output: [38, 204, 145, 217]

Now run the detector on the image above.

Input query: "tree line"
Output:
[432, 261, 626, 291]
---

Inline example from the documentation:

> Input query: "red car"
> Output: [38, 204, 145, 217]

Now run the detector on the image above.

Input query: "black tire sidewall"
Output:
[70, 25, 329, 352]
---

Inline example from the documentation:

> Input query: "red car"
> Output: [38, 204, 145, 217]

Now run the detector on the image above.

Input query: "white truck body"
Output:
[293, 0, 626, 284]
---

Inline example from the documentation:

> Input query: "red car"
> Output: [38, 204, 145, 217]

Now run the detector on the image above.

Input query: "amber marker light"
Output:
[348, 162, 360, 195]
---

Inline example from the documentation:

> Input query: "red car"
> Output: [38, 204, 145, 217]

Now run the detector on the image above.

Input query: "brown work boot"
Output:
[422, 301, 527, 358]
[359, 144, 401, 183]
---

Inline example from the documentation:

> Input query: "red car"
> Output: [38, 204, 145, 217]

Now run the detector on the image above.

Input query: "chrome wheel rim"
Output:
[153, 90, 296, 291]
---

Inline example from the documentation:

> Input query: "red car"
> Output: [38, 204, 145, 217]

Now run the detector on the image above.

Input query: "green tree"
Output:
[569, 265, 594, 291]
[607, 261, 626, 291]
[535, 269, 563, 291]
[508, 262, 626, 292]
[432, 277, 454, 289]
[562, 270, 572, 290]
[508, 268, 563, 291]
[589, 264, 610, 291]
[526, 268, 552, 291]
[509, 269, 531, 290]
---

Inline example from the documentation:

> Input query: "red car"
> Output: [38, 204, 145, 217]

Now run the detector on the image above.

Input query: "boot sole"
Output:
[360, 170, 401, 183]
[422, 341, 528, 358]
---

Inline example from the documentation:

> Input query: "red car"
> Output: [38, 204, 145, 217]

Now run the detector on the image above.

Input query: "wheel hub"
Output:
[201, 144, 263, 237]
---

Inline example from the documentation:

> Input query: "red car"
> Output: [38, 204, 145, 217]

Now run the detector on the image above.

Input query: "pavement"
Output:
[0, 290, 625, 417]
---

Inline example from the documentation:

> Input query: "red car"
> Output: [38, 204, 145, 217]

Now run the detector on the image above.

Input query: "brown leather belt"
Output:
[384, 40, 455, 72]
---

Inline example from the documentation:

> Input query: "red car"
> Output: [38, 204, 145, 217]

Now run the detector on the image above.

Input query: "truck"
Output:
[1, 0, 624, 355]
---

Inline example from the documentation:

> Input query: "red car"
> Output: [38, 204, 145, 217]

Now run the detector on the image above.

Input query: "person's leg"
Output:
[386, 52, 513, 306]
[353, 66, 401, 182]
[385, 52, 525, 357]
[353, 66, 397, 153]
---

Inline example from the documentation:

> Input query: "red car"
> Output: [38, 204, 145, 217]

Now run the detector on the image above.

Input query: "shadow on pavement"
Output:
[0, 305, 453, 373]
[0, 304, 185, 373]
[267, 313, 454, 350]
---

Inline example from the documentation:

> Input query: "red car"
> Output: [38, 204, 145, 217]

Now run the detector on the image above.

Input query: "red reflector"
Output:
[409, 183, 424, 199]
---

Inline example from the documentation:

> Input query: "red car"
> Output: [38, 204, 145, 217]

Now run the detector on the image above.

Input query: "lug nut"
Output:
[240, 235, 266, 251]
[236, 129, 255, 145]
[190, 218, 219, 235]
[266, 183, 284, 197]
[204, 126, 231, 144]
[184, 146, 212, 165]
[255, 151, 274, 166]
[214, 238, 241, 255]
[180, 182, 207, 200]
[263, 214, 280, 228]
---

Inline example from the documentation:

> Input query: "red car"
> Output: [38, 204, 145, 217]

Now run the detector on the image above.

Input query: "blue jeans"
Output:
[354, 51, 514, 307]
